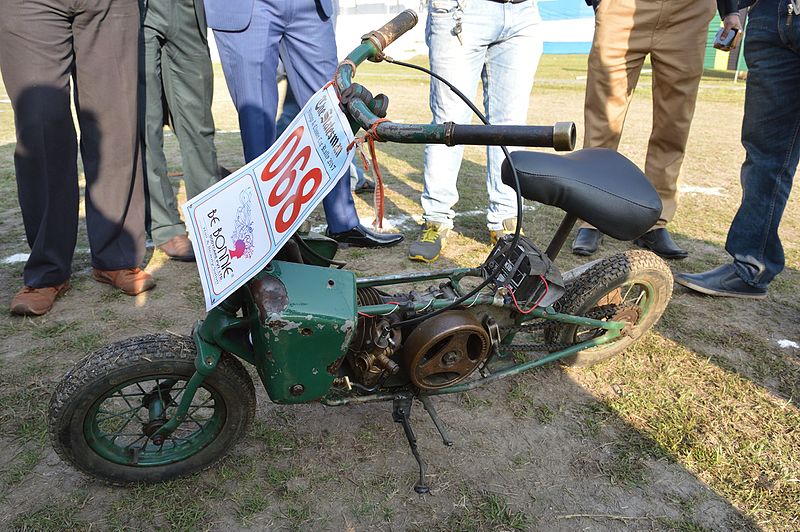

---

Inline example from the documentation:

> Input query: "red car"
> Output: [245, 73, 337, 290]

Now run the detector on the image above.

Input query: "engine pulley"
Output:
[402, 310, 490, 391]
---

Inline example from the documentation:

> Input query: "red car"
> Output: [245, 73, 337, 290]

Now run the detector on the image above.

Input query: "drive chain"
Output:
[498, 304, 627, 354]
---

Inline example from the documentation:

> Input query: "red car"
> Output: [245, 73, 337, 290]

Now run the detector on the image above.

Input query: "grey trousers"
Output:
[0, 0, 145, 287]
[142, 0, 219, 246]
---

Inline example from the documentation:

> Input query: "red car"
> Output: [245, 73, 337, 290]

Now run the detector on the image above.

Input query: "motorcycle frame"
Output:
[149, 259, 633, 442]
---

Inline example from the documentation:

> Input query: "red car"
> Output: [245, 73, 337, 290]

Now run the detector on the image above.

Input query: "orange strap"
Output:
[328, 73, 389, 227]
[347, 118, 390, 228]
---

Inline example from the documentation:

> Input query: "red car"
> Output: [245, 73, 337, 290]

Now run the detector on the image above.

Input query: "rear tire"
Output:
[546, 250, 672, 367]
[49, 334, 255, 484]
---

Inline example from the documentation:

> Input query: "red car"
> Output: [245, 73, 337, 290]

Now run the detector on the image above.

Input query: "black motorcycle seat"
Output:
[501, 148, 662, 241]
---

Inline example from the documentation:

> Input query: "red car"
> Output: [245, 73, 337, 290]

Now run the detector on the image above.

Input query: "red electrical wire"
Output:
[509, 275, 549, 315]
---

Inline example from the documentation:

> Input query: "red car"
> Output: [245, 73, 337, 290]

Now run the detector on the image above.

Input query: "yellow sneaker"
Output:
[408, 222, 450, 263]
[489, 218, 523, 245]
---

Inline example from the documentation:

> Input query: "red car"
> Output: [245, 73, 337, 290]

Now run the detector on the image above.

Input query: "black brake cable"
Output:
[378, 56, 525, 329]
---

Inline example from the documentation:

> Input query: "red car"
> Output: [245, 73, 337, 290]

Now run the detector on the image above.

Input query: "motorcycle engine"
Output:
[348, 285, 497, 391]
[346, 287, 403, 388]
[345, 236, 565, 392]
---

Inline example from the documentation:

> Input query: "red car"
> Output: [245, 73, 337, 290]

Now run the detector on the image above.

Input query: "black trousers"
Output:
[0, 0, 145, 287]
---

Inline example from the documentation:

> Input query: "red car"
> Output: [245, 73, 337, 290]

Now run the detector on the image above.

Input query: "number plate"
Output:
[183, 85, 356, 310]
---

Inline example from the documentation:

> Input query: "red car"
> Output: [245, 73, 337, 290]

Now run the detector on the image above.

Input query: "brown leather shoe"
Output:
[157, 234, 195, 262]
[10, 281, 70, 316]
[92, 268, 156, 296]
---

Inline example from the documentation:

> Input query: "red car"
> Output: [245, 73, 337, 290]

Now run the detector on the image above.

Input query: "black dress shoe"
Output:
[633, 228, 688, 259]
[675, 264, 767, 299]
[353, 177, 376, 194]
[572, 228, 603, 256]
[326, 223, 404, 248]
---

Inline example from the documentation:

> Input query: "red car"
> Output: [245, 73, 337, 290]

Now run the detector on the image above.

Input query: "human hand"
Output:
[722, 13, 742, 39]
[715, 13, 743, 51]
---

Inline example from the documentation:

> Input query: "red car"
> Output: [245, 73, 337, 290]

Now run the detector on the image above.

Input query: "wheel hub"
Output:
[142, 419, 167, 445]
[613, 306, 642, 338]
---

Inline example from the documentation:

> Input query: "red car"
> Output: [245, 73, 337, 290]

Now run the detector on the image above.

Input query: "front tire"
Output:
[547, 250, 673, 367]
[49, 334, 255, 484]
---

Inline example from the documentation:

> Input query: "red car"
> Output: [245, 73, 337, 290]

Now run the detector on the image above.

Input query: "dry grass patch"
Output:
[576, 334, 800, 529]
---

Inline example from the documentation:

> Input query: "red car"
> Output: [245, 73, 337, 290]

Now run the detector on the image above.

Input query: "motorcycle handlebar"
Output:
[362, 9, 419, 58]
[334, 10, 576, 152]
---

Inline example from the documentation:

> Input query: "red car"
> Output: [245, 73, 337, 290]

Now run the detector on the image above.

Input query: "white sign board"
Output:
[183, 85, 355, 310]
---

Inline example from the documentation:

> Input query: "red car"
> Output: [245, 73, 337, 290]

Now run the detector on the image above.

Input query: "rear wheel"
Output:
[546, 250, 672, 367]
[49, 334, 255, 484]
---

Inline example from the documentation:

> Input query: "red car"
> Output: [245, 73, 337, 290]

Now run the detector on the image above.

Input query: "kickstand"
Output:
[419, 395, 454, 446]
[392, 397, 430, 494]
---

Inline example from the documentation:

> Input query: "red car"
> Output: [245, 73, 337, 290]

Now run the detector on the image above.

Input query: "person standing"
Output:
[572, 0, 741, 259]
[141, 0, 220, 261]
[203, 0, 402, 248]
[408, 0, 543, 263]
[1, 0, 155, 317]
[274, 0, 375, 196]
[676, 0, 800, 299]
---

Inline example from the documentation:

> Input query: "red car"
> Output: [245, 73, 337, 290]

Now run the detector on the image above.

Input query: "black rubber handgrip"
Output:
[365, 9, 418, 53]
[447, 122, 576, 151]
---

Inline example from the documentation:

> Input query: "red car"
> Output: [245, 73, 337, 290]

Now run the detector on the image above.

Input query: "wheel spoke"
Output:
[186, 403, 212, 417]
[95, 405, 140, 423]
[123, 433, 148, 450]
[155, 378, 165, 407]
[634, 289, 645, 307]
[117, 388, 142, 412]
[184, 414, 205, 432]
[169, 388, 187, 395]
[621, 283, 635, 303]
[186, 398, 214, 417]
[170, 433, 197, 443]
[185, 412, 209, 429]
[111, 432, 153, 438]
[100, 406, 141, 439]
[168, 388, 185, 410]
[193, 396, 213, 409]
[116, 390, 147, 399]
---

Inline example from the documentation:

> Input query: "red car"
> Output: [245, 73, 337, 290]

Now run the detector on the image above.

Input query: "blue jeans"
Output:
[726, 0, 800, 288]
[421, 0, 542, 230]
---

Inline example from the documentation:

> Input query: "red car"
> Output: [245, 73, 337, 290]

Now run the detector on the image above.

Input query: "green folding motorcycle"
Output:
[48, 11, 673, 493]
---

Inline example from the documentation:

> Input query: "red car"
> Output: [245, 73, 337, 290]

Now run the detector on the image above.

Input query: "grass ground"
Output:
[0, 54, 797, 531]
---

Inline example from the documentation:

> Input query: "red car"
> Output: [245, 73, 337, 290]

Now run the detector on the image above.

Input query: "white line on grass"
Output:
[311, 205, 539, 233]
[681, 185, 725, 196]
[3, 253, 30, 264]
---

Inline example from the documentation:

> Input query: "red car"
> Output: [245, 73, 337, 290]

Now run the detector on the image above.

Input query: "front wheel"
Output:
[546, 250, 673, 367]
[49, 334, 255, 484]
